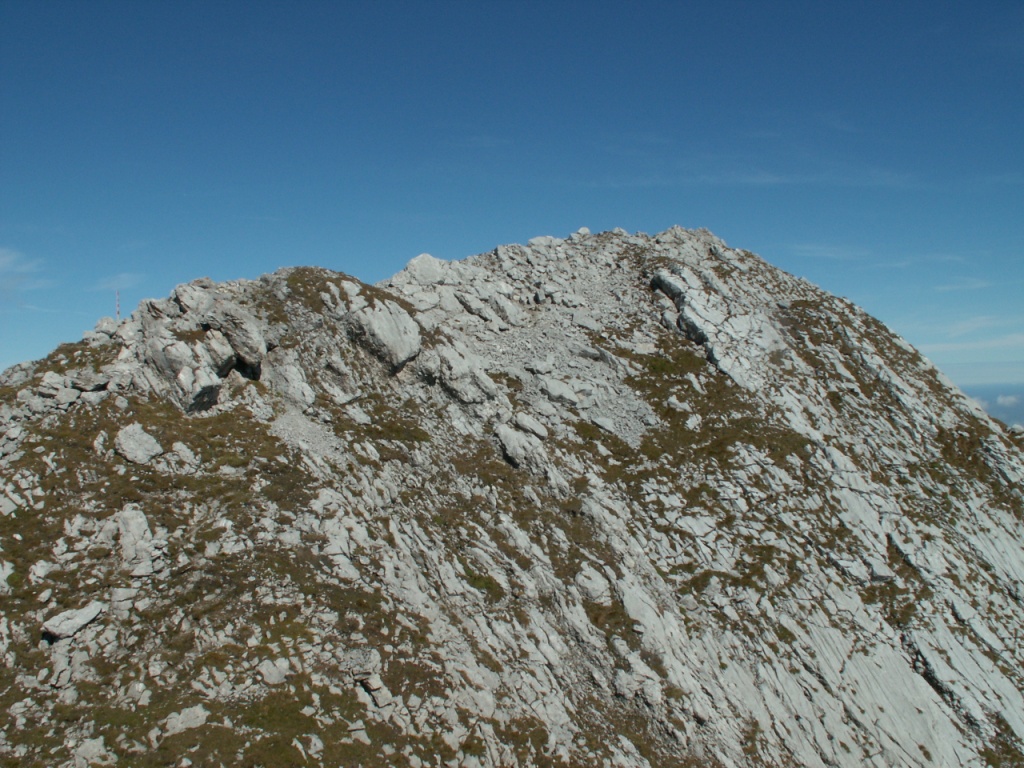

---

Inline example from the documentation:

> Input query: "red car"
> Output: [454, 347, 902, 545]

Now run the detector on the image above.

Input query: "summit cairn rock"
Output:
[403, 252, 447, 285]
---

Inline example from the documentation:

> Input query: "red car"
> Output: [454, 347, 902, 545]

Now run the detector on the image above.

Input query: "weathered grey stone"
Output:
[172, 281, 215, 314]
[433, 346, 496, 403]
[163, 704, 209, 735]
[200, 328, 237, 375]
[490, 294, 524, 326]
[42, 602, 105, 639]
[264, 359, 316, 409]
[0, 561, 13, 593]
[350, 300, 421, 370]
[575, 565, 612, 606]
[146, 338, 195, 380]
[115, 423, 164, 464]
[93, 316, 120, 336]
[257, 658, 289, 685]
[54, 387, 80, 406]
[514, 412, 548, 439]
[118, 504, 161, 577]
[38, 371, 68, 397]
[342, 648, 382, 682]
[572, 311, 600, 331]
[403, 253, 447, 285]
[204, 301, 266, 370]
[495, 424, 541, 468]
[110, 587, 138, 618]
[539, 376, 579, 406]
[73, 737, 112, 768]
[69, 369, 110, 392]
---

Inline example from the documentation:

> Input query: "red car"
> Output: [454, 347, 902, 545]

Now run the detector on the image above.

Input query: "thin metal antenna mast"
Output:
[116, 290, 120, 321]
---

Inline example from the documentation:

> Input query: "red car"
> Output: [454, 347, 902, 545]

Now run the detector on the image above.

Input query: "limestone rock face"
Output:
[1, 229, 1023, 767]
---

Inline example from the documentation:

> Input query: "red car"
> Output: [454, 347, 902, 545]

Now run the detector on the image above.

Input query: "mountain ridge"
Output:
[1, 226, 1022, 767]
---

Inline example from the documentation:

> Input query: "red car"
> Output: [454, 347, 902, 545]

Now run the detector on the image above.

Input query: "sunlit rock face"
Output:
[1, 227, 1022, 767]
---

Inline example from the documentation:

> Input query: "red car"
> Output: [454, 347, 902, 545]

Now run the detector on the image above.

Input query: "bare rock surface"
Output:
[0, 228, 1022, 766]
[42, 602, 105, 640]
[114, 423, 163, 464]
[349, 299, 422, 370]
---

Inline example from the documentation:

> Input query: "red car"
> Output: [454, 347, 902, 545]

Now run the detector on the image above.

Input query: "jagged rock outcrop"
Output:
[0, 227, 1022, 767]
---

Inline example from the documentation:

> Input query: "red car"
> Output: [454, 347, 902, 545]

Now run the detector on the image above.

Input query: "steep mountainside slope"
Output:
[1, 227, 1022, 767]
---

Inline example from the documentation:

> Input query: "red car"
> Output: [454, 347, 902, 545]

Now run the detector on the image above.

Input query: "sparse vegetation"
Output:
[1, 229, 1022, 767]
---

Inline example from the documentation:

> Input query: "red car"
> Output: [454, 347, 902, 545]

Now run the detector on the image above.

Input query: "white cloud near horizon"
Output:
[688, 162, 915, 189]
[997, 394, 1020, 407]
[93, 272, 144, 292]
[581, 164, 914, 190]
[0, 247, 50, 301]
[581, 139, 919, 191]
[876, 253, 968, 269]
[785, 243, 872, 262]
[782, 245, 970, 270]
[938, 361, 1024, 388]
[933, 277, 993, 292]
[921, 332, 1024, 354]
[460, 134, 513, 150]
[947, 315, 1001, 339]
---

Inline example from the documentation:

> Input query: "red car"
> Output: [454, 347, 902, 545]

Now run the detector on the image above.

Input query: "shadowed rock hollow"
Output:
[1, 227, 1022, 766]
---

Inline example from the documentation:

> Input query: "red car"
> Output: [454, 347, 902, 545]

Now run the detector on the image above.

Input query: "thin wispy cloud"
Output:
[815, 112, 860, 134]
[93, 272, 144, 292]
[589, 130, 676, 158]
[116, 240, 149, 253]
[947, 315, 1000, 339]
[779, 243, 970, 271]
[460, 135, 513, 150]
[583, 154, 917, 191]
[0, 247, 50, 301]
[785, 243, 872, 262]
[933, 277, 993, 292]
[238, 214, 285, 224]
[0, 247, 42, 276]
[874, 252, 968, 269]
[979, 172, 1024, 186]
[942, 361, 1024, 387]
[19, 303, 81, 315]
[997, 394, 1020, 407]
[921, 332, 1024, 354]
[688, 161, 915, 189]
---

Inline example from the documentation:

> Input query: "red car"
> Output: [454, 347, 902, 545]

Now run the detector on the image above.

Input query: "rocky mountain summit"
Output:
[1, 226, 1023, 767]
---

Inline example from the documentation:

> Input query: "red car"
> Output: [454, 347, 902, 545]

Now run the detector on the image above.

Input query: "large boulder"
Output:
[202, 301, 267, 374]
[424, 345, 498, 404]
[350, 300, 421, 370]
[495, 423, 542, 468]
[114, 424, 164, 465]
[117, 504, 162, 577]
[403, 253, 447, 285]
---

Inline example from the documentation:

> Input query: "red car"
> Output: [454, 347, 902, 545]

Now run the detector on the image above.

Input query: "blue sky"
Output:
[2, 1, 1022, 392]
